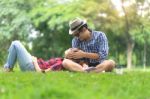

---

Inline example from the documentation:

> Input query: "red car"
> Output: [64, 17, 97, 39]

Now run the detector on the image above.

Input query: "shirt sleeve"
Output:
[72, 38, 79, 48]
[97, 32, 109, 61]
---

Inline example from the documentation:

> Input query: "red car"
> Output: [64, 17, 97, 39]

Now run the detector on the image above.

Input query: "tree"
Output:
[0, 0, 33, 64]
[29, 0, 84, 59]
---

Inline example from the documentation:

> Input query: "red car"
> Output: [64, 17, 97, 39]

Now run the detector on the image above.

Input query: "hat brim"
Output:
[69, 20, 87, 35]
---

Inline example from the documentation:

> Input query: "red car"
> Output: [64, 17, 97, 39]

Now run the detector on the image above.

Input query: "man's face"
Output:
[73, 27, 89, 41]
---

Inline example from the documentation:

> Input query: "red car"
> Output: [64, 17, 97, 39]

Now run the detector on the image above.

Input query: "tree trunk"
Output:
[127, 41, 134, 69]
[143, 40, 147, 69]
[121, 0, 135, 69]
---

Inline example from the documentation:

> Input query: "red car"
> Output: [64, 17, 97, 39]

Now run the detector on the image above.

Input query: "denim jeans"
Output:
[4, 40, 35, 71]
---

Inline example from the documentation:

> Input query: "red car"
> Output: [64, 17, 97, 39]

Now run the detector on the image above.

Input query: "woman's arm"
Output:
[32, 56, 52, 73]
[44, 68, 52, 72]
[32, 56, 42, 72]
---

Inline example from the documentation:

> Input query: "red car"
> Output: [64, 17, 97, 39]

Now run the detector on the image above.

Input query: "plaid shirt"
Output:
[72, 31, 109, 64]
[37, 58, 63, 71]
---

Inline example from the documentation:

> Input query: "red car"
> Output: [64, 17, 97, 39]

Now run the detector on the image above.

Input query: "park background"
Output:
[0, 0, 150, 99]
[0, 0, 150, 69]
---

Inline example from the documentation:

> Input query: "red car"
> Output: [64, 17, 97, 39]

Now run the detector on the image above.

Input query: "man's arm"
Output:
[97, 32, 109, 60]
[64, 48, 99, 60]
[84, 33, 109, 60]
[83, 52, 99, 59]
[70, 50, 99, 59]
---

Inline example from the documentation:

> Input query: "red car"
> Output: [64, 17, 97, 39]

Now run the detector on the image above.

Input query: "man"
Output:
[62, 18, 116, 73]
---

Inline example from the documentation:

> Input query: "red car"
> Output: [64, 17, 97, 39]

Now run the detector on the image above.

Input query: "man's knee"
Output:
[64, 49, 70, 57]
[108, 60, 116, 68]
[103, 60, 115, 72]
[62, 59, 71, 67]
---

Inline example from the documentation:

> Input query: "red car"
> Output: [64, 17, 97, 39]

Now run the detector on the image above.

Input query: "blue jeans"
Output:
[4, 40, 35, 71]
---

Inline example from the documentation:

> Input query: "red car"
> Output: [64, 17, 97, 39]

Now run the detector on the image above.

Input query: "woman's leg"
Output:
[4, 40, 35, 71]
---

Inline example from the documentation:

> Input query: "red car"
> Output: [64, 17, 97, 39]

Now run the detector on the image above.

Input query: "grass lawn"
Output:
[0, 69, 150, 99]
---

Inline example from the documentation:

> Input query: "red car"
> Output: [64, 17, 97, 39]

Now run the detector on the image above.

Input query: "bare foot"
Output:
[84, 67, 97, 73]
[3, 68, 13, 72]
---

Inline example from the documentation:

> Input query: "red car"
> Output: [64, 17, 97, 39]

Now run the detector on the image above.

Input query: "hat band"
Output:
[71, 21, 84, 31]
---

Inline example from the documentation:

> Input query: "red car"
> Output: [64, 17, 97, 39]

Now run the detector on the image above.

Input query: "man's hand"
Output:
[65, 48, 79, 59]
[71, 50, 86, 59]
[65, 48, 86, 59]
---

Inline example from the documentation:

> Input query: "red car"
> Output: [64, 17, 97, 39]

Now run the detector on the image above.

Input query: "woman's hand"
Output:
[32, 56, 37, 62]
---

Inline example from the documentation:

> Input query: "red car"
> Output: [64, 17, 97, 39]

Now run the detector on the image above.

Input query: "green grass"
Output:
[0, 69, 150, 99]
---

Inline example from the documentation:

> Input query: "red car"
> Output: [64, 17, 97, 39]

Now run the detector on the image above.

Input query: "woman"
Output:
[3, 40, 63, 72]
